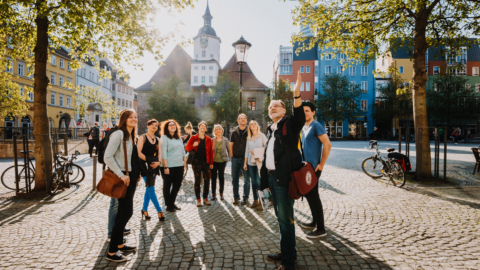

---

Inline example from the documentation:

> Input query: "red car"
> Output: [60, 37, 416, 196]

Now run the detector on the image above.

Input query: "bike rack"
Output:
[12, 132, 34, 196]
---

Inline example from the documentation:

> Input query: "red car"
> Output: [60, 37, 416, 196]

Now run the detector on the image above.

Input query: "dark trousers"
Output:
[211, 161, 226, 195]
[161, 166, 184, 209]
[304, 170, 325, 231]
[109, 172, 137, 253]
[193, 160, 211, 200]
[88, 139, 99, 155]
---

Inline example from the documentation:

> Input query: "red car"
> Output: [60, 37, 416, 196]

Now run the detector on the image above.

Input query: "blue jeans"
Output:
[142, 176, 162, 212]
[231, 157, 249, 199]
[246, 165, 260, 200]
[268, 174, 296, 268]
[107, 197, 118, 237]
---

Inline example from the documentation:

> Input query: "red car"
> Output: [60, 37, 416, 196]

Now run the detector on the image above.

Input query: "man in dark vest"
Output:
[261, 71, 305, 270]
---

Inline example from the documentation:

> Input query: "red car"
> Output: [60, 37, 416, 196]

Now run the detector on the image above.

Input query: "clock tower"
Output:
[191, 1, 221, 87]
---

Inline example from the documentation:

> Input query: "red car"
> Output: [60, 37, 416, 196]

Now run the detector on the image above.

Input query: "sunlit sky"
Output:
[124, 0, 299, 89]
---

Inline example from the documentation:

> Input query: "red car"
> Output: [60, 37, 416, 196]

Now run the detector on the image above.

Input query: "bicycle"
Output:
[1, 150, 85, 190]
[361, 140, 406, 187]
[51, 152, 83, 194]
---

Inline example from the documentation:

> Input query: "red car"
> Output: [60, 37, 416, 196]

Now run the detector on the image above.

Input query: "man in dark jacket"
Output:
[229, 114, 249, 205]
[261, 70, 305, 270]
[88, 122, 100, 157]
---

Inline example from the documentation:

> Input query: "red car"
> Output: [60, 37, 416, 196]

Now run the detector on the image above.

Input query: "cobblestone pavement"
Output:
[0, 141, 479, 270]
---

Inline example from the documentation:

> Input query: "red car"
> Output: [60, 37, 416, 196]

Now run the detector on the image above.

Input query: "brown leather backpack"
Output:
[96, 140, 128, 199]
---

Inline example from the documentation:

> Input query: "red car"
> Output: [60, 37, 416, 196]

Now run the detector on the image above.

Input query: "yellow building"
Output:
[1, 47, 76, 131]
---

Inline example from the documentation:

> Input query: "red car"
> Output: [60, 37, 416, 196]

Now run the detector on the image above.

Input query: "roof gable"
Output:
[220, 54, 268, 90]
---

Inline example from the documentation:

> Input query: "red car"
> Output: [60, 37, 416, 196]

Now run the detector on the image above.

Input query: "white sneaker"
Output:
[196, 200, 202, 207]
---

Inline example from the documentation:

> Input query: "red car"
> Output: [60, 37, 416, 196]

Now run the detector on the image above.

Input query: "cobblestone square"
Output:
[1, 141, 479, 269]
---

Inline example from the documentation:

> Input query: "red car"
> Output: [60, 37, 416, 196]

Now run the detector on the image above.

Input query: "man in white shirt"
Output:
[260, 71, 305, 270]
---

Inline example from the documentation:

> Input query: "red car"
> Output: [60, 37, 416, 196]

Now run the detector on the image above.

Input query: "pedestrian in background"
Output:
[160, 119, 187, 212]
[87, 122, 100, 157]
[230, 114, 250, 205]
[211, 124, 230, 201]
[299, 102, 331, 238]
[104, 109, 141, 262]
[185, 121, 214, 207]
[138, 119, 164, 221]
[182, 122, 196, 145]
[243, 120, 267, 210]
[261, 71, 305, 270]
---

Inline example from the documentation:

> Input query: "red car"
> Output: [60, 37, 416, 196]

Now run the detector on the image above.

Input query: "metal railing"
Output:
[0, 127, 91, 141]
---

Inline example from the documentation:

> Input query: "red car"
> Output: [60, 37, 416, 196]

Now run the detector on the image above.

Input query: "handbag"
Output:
[186, 150, 196, 164]
[282, 122, 318, 200]
[83, 132, 90, 137]
[96, 139, 129, 199]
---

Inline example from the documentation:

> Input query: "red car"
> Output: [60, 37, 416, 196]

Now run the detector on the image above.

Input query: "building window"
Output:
[17, 62, 25, 76]
[361, 81, 368, 93]
[59, 59, 64, 69]
[248, 98, 256, 111]
[301, 82, 304, 91]
[67, 63, 71, 71]
[325, 53, 332, 60]
[349, 66, 356, 76]
[306, 82, 310, 91]
[337, 66, 343, 74]
[6, 59, 13, 73]
[196, 54, 198, 59]
[209, 76, 213, 83]
[59, 75, 64, 87]
[361, 66, 368, 76]
[122, 86, 125, 93]
[194, 66, 198, 70]
[201, 76, 205, 83]
[466, 83, 471, 91]
[51, 73, 56, 85]
[209, 66, 213, 70]
[306, 66, 310, 73]
[51, 92, 56, 105]
[29, 90, 34, 101]
[361, 100, 367, 112]
[473, 67, 479, 76]
[280, 65, 292, 75]
[433, 66, 440, 75]
[210, 54, 214, 58]
[117, 98, 120, 105]
[66, 96, 71, 107]
[122, 99, 125, 106]
[382, 59, 385, 66]
[59, 94, 64, 107]
[399, 66, 404, 74]
[290, 82, 295, 90]
[194, 76, 198, 83]
[476, 83, 480, 93]
[51, 55, 56, 66]
[117, 85, 120, 92]
[325, 66, 331, 75]
[129, 101, 132, 108]
[300, 66, 304, 73]
[202, 50, 206, 57]
[202, 66, 206, 70]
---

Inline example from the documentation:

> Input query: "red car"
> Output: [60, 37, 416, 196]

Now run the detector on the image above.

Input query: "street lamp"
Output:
[232, 36, 252, 113]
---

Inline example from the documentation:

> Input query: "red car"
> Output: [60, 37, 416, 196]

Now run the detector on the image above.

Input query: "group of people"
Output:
[101, 71, 332, 270]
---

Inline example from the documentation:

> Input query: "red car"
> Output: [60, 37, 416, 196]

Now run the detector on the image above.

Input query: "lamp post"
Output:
[232, 36, 252, 114]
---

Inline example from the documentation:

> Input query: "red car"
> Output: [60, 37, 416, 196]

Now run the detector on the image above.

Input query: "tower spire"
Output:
[203, 0, 212, 27]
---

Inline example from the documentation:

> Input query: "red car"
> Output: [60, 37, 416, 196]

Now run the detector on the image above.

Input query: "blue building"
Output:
[315, 48, 376, 139]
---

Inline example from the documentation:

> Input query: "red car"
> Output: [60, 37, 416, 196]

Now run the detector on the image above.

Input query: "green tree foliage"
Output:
[75, 86, 119, 121]
[0, 72, 32, 117]
[426, 73, 476, 128]
[1, 0, 192, 191]
[147, 75, 198, 126]
[372, 77, 413, 125]
[263, 78, 293, 124]
[292, 0, 480, 177]
[317, 74, 363, 138]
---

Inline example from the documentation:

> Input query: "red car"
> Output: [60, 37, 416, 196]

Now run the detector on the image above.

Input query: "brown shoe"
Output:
[249, 200, 258, 208]
[256, 204, 263, 211]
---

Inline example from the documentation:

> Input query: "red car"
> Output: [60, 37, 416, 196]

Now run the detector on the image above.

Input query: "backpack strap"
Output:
[124, 139, 129, 176]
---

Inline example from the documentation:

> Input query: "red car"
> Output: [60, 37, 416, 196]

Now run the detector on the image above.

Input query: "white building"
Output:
[112, 69, 135, 114]
[190, 2, 222, 87]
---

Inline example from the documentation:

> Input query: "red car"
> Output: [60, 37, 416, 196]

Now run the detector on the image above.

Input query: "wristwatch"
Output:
[294, 95, 301, 99]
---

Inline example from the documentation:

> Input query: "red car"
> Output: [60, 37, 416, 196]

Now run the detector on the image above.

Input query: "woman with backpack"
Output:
[243, 120, 267, 210]
[160, 119, 187, 213]
[104, 109, 141, 262]
[138, 119, 165, 221]
[210, 124, 230, 201]
[185, 121, 214, 207]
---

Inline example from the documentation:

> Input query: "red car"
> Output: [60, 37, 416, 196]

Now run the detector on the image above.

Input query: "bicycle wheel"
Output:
[1, 166, 35, 190]
[361, 157, 383, 178]
[68, 164, 85, 184]
[50, 170, 64, 195]
[391, 162, 406, 187]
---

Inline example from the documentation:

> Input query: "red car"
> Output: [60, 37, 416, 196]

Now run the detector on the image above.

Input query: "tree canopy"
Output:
[372, 76, 413, 125]
[75, 86, 118, 121]
[291, 0, 480, 178]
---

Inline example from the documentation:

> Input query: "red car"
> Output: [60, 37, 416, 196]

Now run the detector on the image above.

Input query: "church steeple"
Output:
[203, 0, 212, 27]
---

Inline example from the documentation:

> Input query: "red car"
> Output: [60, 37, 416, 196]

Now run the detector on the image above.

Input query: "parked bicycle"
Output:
[362, 140, 406, 187]
[1, 150, 85, 191]
[51, 151, 83, 194]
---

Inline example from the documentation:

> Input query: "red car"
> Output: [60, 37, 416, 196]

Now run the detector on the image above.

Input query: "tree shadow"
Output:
[405, 187, 480, 209]
[0, 198, 48, 226]
[60, 191, 97, 220]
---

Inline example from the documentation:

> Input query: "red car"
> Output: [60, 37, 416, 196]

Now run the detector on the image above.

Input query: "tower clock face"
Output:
[200, 36, 208, 48]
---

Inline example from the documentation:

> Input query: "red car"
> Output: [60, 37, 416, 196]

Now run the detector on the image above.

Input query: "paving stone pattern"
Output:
[0, 141, 479, 269]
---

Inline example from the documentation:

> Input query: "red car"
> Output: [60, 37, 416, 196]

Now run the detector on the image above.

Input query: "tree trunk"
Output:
[412, 15, 432, 179]
[33, 8, 52, 192]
